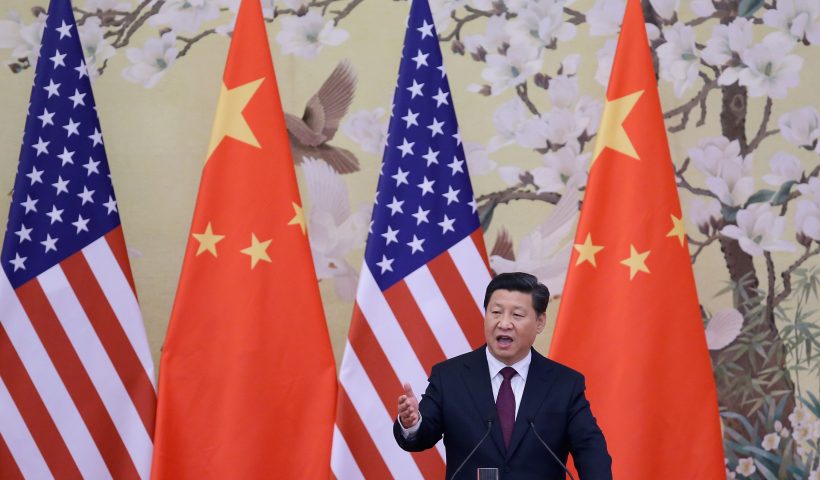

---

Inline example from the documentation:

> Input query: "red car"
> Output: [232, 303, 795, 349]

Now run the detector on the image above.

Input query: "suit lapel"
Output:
[461, 346, 505, 457]
[505, 349, 557, 460]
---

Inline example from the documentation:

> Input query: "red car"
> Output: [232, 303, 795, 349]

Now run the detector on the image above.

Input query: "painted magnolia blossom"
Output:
[548, 75, 579, 109]
[84, 0, 132, 10]
[541, 107, 588, 148]
[656, 22, 701, 97]
[762, 0, 820, 44]
[688, 136, 742, 178]
[687, 196, 722, 233]
[798, 177, 820, 204]
[762, 432, 781, 451]
[737, 34, 803, 99]
[705, 308, 744, 350]
[430, 0, 466, 33]
[575, 96, 603, 136]
[506, 0, 576, 49]
[594, 39, 617, 87]
[702, 17, 753, 67]
[649, 0, 679, 20]
[278, 0, 310, 10]
[488, 97, 530, 152]
[532, 144, 589, 194]
[690, 0, 716, 17]
[763, 152, 803, 187]
[490, 189, 578, 295]
[122, 32, 178, 88]
[735, 457, 756, 477]
[215, 0, 275, 35]
[150, 0, 221, 35]
[778, 107, 820, 151]
[0, 11, 45, 65]
[464, 141, 497, 176]
[341, 108, 388, 154]
[482, 43, 542, 95]
[795, 198, 819, 241]
[301, 158, 369, 301]
[463, 15, 509, 57]
[586, 0, 625, 37]
[721, 203, 795, 256]
[78, 18, 116, 80]
[498, 165, 525, 186]
[276, 10, 349, 59]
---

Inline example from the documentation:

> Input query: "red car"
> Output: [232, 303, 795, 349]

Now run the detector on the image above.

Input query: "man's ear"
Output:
[535, 313, 547, 334]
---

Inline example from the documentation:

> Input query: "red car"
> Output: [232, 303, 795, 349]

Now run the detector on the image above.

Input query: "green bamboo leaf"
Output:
[744, 189, 775, 207]
[771, 181, 797, 205]
[742, 446, 781, 464]
[753, 458, 779, 480]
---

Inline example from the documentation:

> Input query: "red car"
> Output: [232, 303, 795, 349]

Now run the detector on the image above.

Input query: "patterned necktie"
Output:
[496, 366, 517, 449]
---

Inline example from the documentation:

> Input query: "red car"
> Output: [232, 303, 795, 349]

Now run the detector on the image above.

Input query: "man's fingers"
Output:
[403, 382, 415, 399]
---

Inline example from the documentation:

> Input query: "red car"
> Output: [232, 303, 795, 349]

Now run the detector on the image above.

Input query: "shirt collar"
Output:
[485, 346, 531, 382]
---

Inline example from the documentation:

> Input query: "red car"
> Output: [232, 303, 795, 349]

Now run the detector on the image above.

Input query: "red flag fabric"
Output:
[549, 0, 725, 478]
[150, 0, 336, 478]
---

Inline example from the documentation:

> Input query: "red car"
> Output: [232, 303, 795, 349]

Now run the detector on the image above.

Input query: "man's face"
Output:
[484, 289, 546, 365]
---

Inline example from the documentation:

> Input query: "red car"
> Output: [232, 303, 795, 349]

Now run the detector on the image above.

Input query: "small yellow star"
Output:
[574, 233, 604, 267]
[620, 244, 651, 280]
[666, 214, 686, 246]
[207, 77, 265, 159]
[288, 202, 306, 235]
[592, 89, 644, 166]
[192, 222, 225, 257]
[240, 233, 272, 269]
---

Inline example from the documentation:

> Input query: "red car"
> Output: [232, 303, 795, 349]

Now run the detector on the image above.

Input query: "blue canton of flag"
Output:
[2, 0, 118, 285]
[364, 0, 480, 290]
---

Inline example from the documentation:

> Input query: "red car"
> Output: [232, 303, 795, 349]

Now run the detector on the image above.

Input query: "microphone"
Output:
[527, 418, 576, 480]
[449, 417, 494, 480]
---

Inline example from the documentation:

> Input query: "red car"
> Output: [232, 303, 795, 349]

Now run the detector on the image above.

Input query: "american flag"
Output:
[331, 1, 490, 478]
[0, 0, 155, 478]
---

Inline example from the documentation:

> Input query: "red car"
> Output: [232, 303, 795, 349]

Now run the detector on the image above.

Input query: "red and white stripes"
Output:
[0, 229, 155, 479]
[332, 232, 490, 479]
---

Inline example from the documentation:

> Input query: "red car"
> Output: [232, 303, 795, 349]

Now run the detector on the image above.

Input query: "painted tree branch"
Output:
[689, 232, 720, 264]
[773, 245, 820, 308]
[439, 6, 492, 42]
[744, 97, 778, 155]
[663, 75, 717, 132]
[516, 82, 539, 116]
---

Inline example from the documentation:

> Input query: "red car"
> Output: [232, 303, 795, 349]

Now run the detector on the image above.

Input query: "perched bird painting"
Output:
[285, 60, 360, 174]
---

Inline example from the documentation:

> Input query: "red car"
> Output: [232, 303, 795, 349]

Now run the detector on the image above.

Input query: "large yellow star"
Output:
[666, 214, 686, 246]
[592, 89, 644, 166]
[620, 244, 651, 280]
[574, 233, 604, 267]
[192, 222, 225, 257]
[207, 77, 265, 159]
[288, 202, 306, 235]
[240, 233, 272, 269]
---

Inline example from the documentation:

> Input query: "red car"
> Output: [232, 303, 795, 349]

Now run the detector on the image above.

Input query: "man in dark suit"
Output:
[393, 272, 612, 479]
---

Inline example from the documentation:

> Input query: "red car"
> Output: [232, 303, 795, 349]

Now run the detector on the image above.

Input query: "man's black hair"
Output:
[483, 272, 550, 314]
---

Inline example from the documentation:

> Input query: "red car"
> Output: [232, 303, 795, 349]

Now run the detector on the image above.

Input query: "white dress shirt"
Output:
[400, 348, 533, 438]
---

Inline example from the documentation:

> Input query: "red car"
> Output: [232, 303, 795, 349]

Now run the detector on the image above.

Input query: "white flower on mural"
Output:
[690, 0, 716, 17]
[689, 137, 754, 206]
[516, 115, 550, 149]
[705, 308, 744, 350]
[587, 0, 625, 36]
[278, 0, 310, 10]
[122, 32, 178, 88]
[542, 107, 588, 148]
[649, 0, 679, 20]
[795, 198, 819, 241]
[464, 141, 497, 176]
[78, 18, 116, 80]
[84, 0, 133, 10]
[687, 197, 722, 232]
[657, 22, 701, 97]
[150, 0, 221, 35]
[301, 158, 369, 301]
[779, 107, 820, 151]
[575, 96, 603, 136]
[215, 0, 275, 35]
[762, 0, 820, 44]
[689, 136, 742, 178]
[594, 38, 617, 87]
[721, 203, 796, 256]
[490, 188, 579, 295]
[0, 11, 45, 65]
[489, 97, 530, 152]
[702, 17, 753, 67]
[341, 108, 388, 155]
[464, 15, 509, 56]
[735, 457, 756, 477]
[737, 34, 803, 99]
[763, 152, 803, 187]
[798, 177, 820, 203]
[548, 75, 579, 109]
[498, 166, 525, 186]
[506, 0, 576, 49]
[482, 43, 541, 95]
[276, 10, 349, 59]
[762, 432, 781, 451]
[430, 0, 466, 33]
[532, 143, 589, 194]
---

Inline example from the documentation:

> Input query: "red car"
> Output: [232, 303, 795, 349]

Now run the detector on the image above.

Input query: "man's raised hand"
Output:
[397, 383, 420, 428]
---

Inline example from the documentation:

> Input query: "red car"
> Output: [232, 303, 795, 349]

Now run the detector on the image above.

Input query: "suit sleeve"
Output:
[566, 374, 613, 480]
[393, 365, 445, 452]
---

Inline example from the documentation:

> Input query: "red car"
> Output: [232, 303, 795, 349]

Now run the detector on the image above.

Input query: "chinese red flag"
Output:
[549, 0, 724, 478]
[150, 0, 337, 478]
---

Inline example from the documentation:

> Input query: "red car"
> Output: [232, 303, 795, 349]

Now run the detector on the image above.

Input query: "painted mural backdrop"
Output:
[0, 0, 817, 477]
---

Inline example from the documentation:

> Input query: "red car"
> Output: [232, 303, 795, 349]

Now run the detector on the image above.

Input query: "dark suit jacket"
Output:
[393, 346, 612, 479]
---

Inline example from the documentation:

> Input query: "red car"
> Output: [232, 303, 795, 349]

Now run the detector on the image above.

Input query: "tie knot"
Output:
[500, 366, 517, 381]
